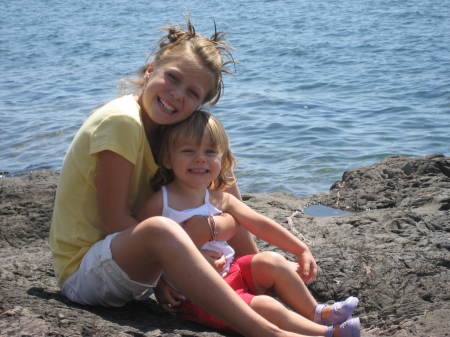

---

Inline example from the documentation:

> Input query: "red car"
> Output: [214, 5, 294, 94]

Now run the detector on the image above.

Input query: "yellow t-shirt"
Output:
[49, 95, 158, 286]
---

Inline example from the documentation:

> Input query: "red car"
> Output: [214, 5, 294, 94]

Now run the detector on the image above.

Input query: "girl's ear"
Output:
[162, 156, 172, 170]
[144, 61, 157, 80]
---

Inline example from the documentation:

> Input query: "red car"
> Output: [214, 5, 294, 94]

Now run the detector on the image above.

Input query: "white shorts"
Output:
[61, 233, 157, 307]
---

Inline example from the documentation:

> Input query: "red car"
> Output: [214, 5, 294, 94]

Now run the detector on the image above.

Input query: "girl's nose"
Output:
[170, 86, 184, 101]
[195, 153, 206, 162]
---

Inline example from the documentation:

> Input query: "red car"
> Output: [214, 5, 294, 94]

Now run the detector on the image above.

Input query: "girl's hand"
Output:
[296, 248, 318, 284]
[154, 277, 186, 312]
[201, 249, 226, 275]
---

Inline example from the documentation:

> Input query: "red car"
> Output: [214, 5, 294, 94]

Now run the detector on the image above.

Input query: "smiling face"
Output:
[167, 133, 223, 190]
[153, 110, 237, 192]
[139, 52, 214, 132]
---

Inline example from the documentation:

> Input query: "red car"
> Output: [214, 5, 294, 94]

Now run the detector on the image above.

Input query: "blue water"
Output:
[1, 0, 449, 196]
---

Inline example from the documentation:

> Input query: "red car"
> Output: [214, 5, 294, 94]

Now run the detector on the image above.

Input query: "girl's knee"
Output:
[111, 217, 188, 284]
[253, 251, 288, 271]
[136, 216, 186, 241]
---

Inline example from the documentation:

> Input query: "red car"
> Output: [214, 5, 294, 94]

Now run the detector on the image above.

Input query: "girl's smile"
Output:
[158, 96, 177, 114]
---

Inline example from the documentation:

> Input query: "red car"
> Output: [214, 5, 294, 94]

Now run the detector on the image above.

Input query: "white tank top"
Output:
[161, 186, 235, 274]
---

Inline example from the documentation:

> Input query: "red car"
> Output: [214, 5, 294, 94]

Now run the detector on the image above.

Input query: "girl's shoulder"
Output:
[84, 95, 144, 139]
[94, 95, 140, 120]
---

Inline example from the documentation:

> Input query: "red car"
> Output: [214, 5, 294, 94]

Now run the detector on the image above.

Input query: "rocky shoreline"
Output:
[1, 154, 449, 336]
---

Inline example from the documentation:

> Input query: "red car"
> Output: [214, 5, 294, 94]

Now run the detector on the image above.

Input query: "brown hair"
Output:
[122, 17, 235, 106]
[151, 110, 236, 191]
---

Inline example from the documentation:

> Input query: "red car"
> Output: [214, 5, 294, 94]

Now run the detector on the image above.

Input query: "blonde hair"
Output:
[122, 17, 235, 106]
[152, 110, 236, 191]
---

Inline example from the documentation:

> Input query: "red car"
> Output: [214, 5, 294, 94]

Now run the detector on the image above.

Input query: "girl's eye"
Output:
[188, 89, 199, 99]
[181, 149, 194, 153]
[167, 72, 178, 82]
[206, 149, 218, 155]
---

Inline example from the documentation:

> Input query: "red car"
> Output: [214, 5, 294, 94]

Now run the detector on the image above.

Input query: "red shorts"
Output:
[177, 254, 257, 330]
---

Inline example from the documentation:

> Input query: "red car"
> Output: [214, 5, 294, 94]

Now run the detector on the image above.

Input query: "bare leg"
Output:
[251, 297, 360, 337]
[111, 217, 307, 337]
[251, 295, 329, 336]
[251, 251, 318, 320]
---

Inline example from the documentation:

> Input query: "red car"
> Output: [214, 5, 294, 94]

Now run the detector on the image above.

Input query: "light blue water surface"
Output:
[1, 0, 449, 196]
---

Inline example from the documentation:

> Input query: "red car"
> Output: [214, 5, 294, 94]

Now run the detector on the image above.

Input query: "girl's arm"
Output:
[227, 223, 259, 256]
[224, 181, 259, 256]
[136, 190, 163, 221]
[224, 193, 317, 280]
[95, 150, 138, 234]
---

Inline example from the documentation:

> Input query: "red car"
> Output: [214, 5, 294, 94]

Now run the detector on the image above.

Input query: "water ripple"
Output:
[1, 0, 449, 196]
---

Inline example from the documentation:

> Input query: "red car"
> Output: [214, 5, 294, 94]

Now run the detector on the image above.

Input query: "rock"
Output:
[0, 155, 449, 337]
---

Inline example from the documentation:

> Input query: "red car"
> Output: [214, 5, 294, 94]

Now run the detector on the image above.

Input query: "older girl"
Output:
[49, 18, 314, 337]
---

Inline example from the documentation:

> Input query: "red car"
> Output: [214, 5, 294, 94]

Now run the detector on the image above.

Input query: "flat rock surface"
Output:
[1, 154, 449, 336]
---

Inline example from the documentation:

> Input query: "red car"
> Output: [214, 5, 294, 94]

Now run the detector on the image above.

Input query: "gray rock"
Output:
[1, 155, 449, 336]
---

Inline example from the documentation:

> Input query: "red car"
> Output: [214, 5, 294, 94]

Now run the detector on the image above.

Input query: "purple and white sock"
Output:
[314, 296, 359, 325]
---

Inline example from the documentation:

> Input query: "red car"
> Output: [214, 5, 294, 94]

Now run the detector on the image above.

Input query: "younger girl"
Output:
[138, 110, 361, 337]
[49, 18, 309, 337]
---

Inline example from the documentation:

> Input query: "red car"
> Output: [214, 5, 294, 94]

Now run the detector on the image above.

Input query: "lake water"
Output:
[1, 0, 449, 196]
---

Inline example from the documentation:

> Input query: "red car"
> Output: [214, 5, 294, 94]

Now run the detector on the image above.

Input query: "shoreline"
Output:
[1, 154, 449, 336]
[1, 152, 447, 198]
